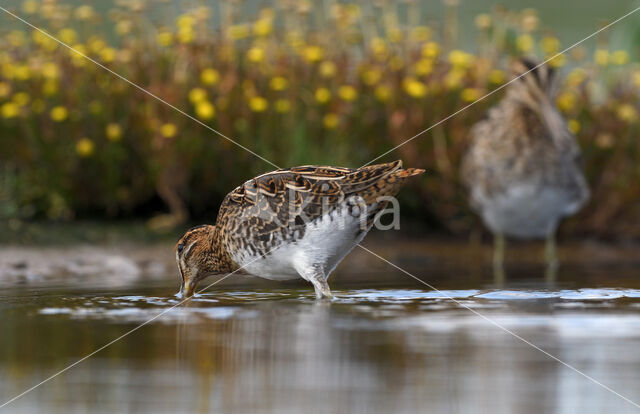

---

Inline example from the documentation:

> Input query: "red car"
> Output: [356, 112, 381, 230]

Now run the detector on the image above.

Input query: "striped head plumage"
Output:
[175, 224, 232, 297]
[506, 58, 558, 109]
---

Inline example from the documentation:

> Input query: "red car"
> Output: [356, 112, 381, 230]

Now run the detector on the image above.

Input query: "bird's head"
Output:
[175, 224, 216, 298]
[508, 58, 558, 107]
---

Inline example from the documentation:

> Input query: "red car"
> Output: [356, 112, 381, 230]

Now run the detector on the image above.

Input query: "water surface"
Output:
[1, 252, 640, 413]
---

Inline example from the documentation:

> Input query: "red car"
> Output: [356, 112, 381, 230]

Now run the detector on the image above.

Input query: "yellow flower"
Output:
[0, 64, 12, 80]
[22, 0, 38, 14]
[371, 37, 388, 60]
[285, 31, 304, 50]
[42, 80, 58, 96]
[567, 68, 587, 87]
[274, 99, 291, 113]
[0, 82, 10, 98]
[475, 14, 492, 30]
[176, 14, 195, 29]
[413, 59, 433, 77]
[14, 65, 31, 81]
[195, 101, 216, 120]
[74, 5, 95, 21]
[567, 119, 580, 134]
[50, 106, 68, 122]
[157, 31, 173, 47]
[58, 28, 77, 44]
[461, 88, 482, 102]
[303, 45, 324, 62]
[177, 27, 194, 44]
[548, 54, 566, 68]
[374, 85, 391, 102]
[188, 87, 207, 104]
[594, 49, 609, 66]
[421, 42, 440, 59]
[315, 88, 331, 104]
[1, 102, 19, 119]
[387, 27, 404, 43]
[88, 38, 106, 54]
[33, 31, 57, 51]
[200, 68, 219, 85]
[41, 62, 59, 79]
[410, 26, 431, 43]
[253, 19, 272, 37]
[69, 44, 87, 64]
[610, 50, 629, 66]
[160, 123, 177, 138]
[116, 20, 133, 36]
[386, 27, 403, 43]
[269, 76, 289, 91]
[227, 24, 251, 40]
[516, 34, 534, 53]
[448, 50, 473, 69]
[541, 36, 560, 55]
[106, 123, 122, 141]
[13, 92, 30, 106]
[247, 47, 265, 63]
[361, 68, 382, 86]
[403, 78, 427, 98]
[249, 96, 268, 112]
[319, 61, 337, 78]
[323, 113, 339, 129]
[488, 69, 506, 84]
[338, 85, 357, 101]
[445, 70, 464, 89]
[617, 104, 637, 123]
[556, 92, 576, 112]
[100, 48, 116, 63]
[76, 138, 95, 157]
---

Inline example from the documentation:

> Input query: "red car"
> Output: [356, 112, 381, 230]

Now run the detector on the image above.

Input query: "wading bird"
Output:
[461, 59, 589, 281]
[175, 161, 423, 298]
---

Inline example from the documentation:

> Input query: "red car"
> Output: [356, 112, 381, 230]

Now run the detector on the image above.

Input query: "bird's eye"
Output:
[177, 243, 184, 253]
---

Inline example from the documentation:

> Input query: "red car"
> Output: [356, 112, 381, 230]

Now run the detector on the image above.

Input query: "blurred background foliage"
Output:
[1, 0, 640, 238]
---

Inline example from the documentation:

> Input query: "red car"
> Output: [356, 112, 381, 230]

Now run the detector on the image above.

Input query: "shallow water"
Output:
[1, 247, 640, 413]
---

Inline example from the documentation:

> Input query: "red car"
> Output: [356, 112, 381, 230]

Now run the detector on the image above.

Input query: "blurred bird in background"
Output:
[461, 59, 590, 282]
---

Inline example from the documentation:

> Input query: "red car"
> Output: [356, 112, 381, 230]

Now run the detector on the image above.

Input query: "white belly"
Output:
[478, 183, 575, 239]
[233, 205, 370, 281]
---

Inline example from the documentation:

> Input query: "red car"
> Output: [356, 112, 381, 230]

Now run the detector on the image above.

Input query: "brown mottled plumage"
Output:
[176, 160, 424, 298]
[461, 59, 589, 278]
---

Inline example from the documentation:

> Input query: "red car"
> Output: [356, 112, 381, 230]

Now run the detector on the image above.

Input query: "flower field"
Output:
[1, 0, 639, 237]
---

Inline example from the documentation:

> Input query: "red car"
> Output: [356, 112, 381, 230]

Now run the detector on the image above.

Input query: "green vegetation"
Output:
[1, 1, 639, 237]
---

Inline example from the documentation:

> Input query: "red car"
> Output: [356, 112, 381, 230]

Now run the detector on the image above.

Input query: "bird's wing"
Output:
[215, 161, 422, 242]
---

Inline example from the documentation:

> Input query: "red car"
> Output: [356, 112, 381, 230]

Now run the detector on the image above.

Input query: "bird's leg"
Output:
[298, 263, 334, 299]
[493, 233, 505, 286]
[544, 233, 558, 283]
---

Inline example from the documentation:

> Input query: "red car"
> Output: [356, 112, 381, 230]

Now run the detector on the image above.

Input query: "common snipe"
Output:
[175, 161, 424, 298]
[461, 59, 589, 281]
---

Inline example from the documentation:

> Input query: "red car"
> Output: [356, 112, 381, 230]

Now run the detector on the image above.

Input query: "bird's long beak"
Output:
[179, 279, 196, 299]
